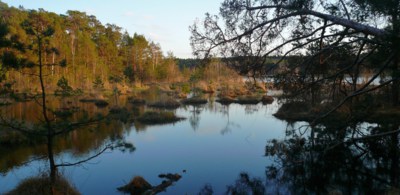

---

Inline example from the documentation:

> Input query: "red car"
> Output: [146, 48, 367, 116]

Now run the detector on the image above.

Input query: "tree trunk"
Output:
[38, 36, 57, 191]
[392, 11, 400, 106]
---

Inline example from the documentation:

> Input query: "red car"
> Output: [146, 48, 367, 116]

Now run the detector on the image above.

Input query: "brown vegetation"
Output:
[261, 95, 274, 104]
[181, 97, 208, 105]
[137, 111, 184, 124]
[5, 174, 80, 195]
[236, 96, 261, 104]
[118, 173, 182, 195]
[147, 98, 181, 109]
[117, 176, 152, 194]
[127, 96, 146, 105]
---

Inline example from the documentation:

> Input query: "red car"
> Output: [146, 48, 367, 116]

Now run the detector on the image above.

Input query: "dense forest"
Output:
[0, 2, 203, 94]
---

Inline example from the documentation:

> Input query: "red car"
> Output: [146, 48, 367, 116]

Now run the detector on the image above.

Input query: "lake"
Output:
[0, 95, 289, 194]
[0, 94, 398, 194]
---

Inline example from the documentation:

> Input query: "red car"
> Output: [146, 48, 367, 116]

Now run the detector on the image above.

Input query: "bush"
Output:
[93, 76, 104, 90]
[55, 76, 73, 96]
[55, 77, 82, 96]
[181, 83, 191, 94]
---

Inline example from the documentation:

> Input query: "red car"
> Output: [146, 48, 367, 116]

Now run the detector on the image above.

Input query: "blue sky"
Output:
[2, 0, 223, 58]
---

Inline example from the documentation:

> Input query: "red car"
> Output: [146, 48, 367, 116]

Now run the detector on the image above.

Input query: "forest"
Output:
[0, 2, 228, 96]
[1, 0, 400, 194]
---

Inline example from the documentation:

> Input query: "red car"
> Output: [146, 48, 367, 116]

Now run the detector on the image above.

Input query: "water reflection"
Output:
[0, 95, 135, 194]
[265, 115, 400, 194]
[198, 173, 265, 195]
[4, 92, 398, 194]
[187, 105, 203, 131]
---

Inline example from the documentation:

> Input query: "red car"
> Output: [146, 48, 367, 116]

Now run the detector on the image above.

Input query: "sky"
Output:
[2, 0, 224, 58]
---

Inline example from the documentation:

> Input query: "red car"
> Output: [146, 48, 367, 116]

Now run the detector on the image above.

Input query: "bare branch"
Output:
[55, 145, 111, 167]
[245, 5, 387, 37]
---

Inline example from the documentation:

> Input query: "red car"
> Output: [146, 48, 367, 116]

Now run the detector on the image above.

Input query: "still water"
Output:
[0, 96, 288, 194]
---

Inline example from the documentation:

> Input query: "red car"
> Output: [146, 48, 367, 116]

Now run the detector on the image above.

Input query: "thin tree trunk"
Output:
[38, 36, 57, 188]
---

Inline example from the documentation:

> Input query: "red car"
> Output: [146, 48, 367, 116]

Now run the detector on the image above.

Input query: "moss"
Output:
[137, 111, 184, 124]
[181, 97, 208, 105]
[148, 98, 180, 109]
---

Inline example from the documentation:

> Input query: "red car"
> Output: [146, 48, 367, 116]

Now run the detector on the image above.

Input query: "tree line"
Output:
[0, 2, 184, 93]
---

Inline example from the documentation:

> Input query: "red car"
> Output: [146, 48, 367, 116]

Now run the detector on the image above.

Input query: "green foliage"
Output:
[109, 74, 123, 83]
[93, 76, 104, 90]
[112, 86, 121, 96]
[0, 63, 5, 82]
[55, 76, 73, 96]
[123, 66, 135, 82]
[0, 81, 14, 94]
[181, 83, 191, 94]
[0, 2, 187, 94]
[55, 77, 82, 96]
[189, 67, 205, 82]
[59, 59, 67, 67]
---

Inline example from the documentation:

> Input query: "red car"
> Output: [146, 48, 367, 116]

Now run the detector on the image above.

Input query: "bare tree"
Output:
[190, 0, 400, 106]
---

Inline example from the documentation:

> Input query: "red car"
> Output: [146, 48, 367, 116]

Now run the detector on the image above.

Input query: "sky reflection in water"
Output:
[1, 100, 289, 194]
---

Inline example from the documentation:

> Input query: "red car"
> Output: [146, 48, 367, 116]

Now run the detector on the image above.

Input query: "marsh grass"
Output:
[5, 174, 80, 195]
[147, 98, 180, 109]
[137, 111, 184, 124]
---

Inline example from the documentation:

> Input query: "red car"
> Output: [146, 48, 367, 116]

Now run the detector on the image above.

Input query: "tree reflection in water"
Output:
[1, 95, 136, 194]
[265, 120, 400, 194]
[198, 173, 265, 195]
